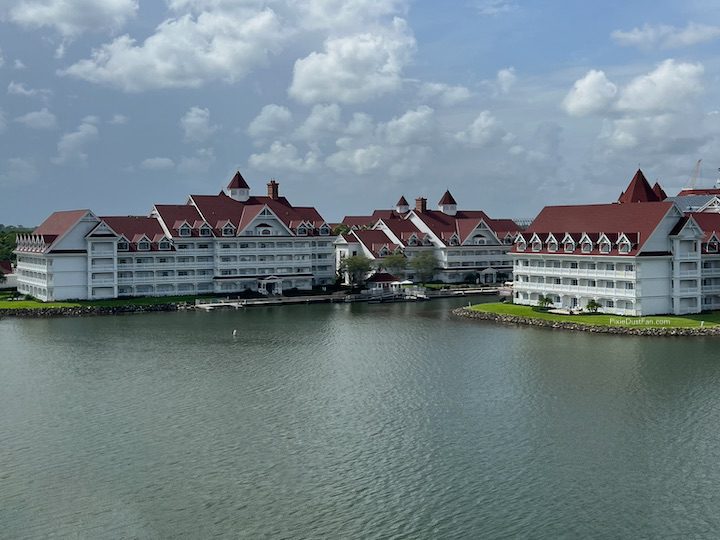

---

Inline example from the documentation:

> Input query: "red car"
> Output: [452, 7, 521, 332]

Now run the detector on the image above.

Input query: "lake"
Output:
[2, 297, 720, 538]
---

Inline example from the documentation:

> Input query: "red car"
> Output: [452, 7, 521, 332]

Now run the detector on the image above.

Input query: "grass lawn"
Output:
[469, 302, 720, 329]
[0, 292, 208, 310]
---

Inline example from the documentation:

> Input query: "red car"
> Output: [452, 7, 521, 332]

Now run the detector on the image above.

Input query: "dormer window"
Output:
[548, 241, 558, 252]
[200, 226, 212, 237]
[708, 241, 719, 253]
[516, 241, 526, 252]
[581, 242, 592, 253]
[408, 236, 418, 246]
[179, 225, 191, 237]
[449, 236, 459, 246]
[159, 239, 171, 250]
[564, 242, 574, 252]
[531, 241, 541, 252]
[618, 242, 631, 254]
[319, 225, 330, 236]
[138, 241, 150, 251]
[117, 240, 129, 251]
[297, 226, 307, 236]
[600, 242, 611, 253]
[379, 247, 389, 256]
[222, 226, 235, 237]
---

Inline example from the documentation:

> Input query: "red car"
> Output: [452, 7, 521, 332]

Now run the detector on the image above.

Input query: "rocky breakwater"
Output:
[452, 307, 720, 337]
[0, 303, 188, 319]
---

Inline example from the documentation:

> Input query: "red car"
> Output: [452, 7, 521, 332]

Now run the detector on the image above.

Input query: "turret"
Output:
[396, 195, 409, 213]
[227, 171, 250, 202]
[438, 190, 457, 216]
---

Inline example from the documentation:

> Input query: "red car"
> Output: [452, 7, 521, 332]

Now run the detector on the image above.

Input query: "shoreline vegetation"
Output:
[454, 303, 720, 336]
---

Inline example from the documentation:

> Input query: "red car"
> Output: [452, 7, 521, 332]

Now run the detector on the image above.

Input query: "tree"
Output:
[537, 294, 554, 309]
[339, 255, 373, 286]
[379, 253, 407, 275]
[410, 250, 438, 283]
[586, 299, 601, 313]
[332, 223, 351, 236]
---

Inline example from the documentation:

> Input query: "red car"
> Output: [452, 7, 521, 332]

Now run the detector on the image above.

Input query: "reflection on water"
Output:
[2, 298, 720, 538]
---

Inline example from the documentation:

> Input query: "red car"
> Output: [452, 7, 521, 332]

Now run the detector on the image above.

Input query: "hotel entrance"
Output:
[258, 276, 283, 296]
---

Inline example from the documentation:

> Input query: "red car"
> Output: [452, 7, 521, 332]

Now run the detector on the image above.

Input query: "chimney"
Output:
[267, 179, 279, 200]
[415, 197, 427, 213]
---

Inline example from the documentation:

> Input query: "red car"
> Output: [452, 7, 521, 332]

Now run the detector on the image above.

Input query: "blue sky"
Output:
[1, 0, 719, 226]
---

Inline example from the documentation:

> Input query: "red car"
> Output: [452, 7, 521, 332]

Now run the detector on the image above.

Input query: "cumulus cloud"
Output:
[62, 8, 284, 92]
[249, 141, 319, 172]
[52, 120, 99, 165]
[0, 157, 38, 187]
[611, 22, 720, 50]
[7, 80, 52, 100]
[418, 82, 471, 106]
[293, 0, 408, 31]
[496, 67, 517, 94]
[15, 107, 58, 129]
[140, 157, 175, 170]
[247, 104, 292, 140]
[293, 104, 342, 141]
[455, 111, 505, 146]
[562, 69, 617, 116]
[14, 59, 26, 70]
[381, 105, 436, 145]
[616, 59, 704, 112]
[180, 106, 218, 142]
[289, 17, 416, 104]
[4, 0, 138, 37]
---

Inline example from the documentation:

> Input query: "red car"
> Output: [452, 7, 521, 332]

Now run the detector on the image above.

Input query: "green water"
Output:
[2, 298, 720, 538]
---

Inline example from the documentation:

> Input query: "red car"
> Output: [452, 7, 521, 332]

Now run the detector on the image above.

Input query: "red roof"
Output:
[101, 216, 167, 245]
[677, 188, 720, 196]
[618, 170, 661, 203]
[518, 201, 674, 255]
[0, 260, 13, 274]
[34, 209, 90, 236]
[227, 171, 249, 190]
[652, 182, 668, 201]
[352, 229, 401, 257]
[687, 213, 720, 242]
[153, 204, 205, 237]
[396, 196, 409, 207]
[367, 272, 399, 283]
[438, 190, 457, 205]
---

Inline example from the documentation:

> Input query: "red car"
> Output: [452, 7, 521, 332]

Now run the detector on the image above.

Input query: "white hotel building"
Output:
[336, 191, 524, 283]
[511, 170, 720, 316]
[14, 173, 336, 301]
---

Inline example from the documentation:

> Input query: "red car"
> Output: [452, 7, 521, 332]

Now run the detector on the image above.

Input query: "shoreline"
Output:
[0, 303, 187, 319]
[452, 307, 720, 337]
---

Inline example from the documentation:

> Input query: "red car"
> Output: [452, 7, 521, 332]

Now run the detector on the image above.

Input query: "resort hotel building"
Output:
[14, 172, 336, 301]
[511, 170, 720, 316]
[335, 191, 524, 284]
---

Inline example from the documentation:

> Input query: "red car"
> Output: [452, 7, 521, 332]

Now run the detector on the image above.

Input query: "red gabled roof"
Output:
[352, 229, 400, 257]
[618, 169, 661, 203]
[0, 260, 13, 274]
[438, 190, 457, 205]
[154, 204, 205, 237]
[396, 195, 409, 207]
[521, 201, 674, 255]
[367, 272, 399, 283]
[227, 171, 249, 190]
[652, 182, 668, 201]
[677, 188, 720, 197]
[34, 209, 90, 236]
[687, 212, 720, 242]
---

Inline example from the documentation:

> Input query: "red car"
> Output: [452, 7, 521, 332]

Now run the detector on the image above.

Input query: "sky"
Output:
[1, 0, 720, 226]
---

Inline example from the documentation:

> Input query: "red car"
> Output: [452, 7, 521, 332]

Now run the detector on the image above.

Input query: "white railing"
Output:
[91, 278, 116, 285]
[515, 281, 637, 298]
[520, 266, 636, 279]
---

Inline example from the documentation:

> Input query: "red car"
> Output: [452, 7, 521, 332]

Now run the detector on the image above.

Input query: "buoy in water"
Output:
[232, 329, 237, 337]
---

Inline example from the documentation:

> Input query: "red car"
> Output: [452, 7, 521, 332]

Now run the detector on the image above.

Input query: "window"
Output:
[531, 242, 541, 252]
[261, 229, 271, 236]
[516, 241, 526, 252]
[450, 236, 459, 246]
[117, 241, 129, 251]
[200, 227, 212, 237]
[159, 240, 171, 250]
[198, 243, 210, 249]
[619, 242, 630, 254]
[600, 242, 611, 253]
[222, 226, 234, 237]
[319, 226, 330, 236]
[564, 242, 574, 252]
[581, 242, 592, 253]
[179, 226, 191, 237]
[708, 242, 718, 253]
[548, 241, 558, 252]
[297, 226, 307, 236]
[138, 241, 150, 251]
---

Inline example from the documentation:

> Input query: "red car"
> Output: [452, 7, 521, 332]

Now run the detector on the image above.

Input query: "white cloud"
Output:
[455, 111, 504, 146]
[62, 8, 284, 92]
[562, 69, 617, 116]
[5, 0, 138, 37]
[140, 157, 175, 170]
[15, 107, 58, 129]
[52, 120, 99, 165]
[293, 0, 408, 31]
[0, 157, 38, 188]
[345, 112, 375, 136]
[474, 0, 517, 16]
[249, 141, 319, 172]
[14, 59, 26, 70]
[418, 82, 471, 106]
[7, 80, 52, 100]
[247, 104, 292, 140]
[109, 114, 127, 124]
[180, 106, 218, 142]
[325, 144, 387, 174]
[289, 17, 415, 104]
[616, 59, 704, 112]
[293, 104, 342, 141]
[496, 67, 517, 94]
[611, 22, 720, 50]
[177, 147, 215, 175]
[381, 105, 435, 145]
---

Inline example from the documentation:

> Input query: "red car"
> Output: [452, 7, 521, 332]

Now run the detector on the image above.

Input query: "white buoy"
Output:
[232, 329, 237, 337]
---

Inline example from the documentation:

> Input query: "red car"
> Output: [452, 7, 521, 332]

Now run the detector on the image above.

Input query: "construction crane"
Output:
[685, 159, 702, 190]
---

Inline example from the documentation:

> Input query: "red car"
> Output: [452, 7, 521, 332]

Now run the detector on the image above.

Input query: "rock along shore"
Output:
[452, 307, 720, 337]
[0, 303, 187, 319]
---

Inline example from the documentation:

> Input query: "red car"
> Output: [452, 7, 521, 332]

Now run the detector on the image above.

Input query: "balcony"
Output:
[521, 265, 636, 279]
[91, 278, 116, 285]
[514, 281, 637, 298]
